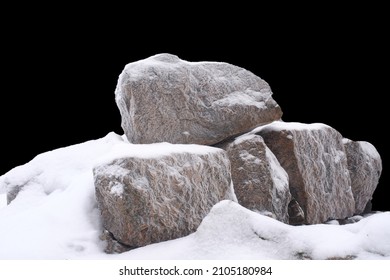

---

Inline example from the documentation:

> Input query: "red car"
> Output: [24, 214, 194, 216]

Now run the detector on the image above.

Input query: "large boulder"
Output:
[115, 53, 282, 145]
[255, 121, 355, 224]
[343, 139, 382, 214]
[93, 143, 236, 249]
[218, 134, 291, 223]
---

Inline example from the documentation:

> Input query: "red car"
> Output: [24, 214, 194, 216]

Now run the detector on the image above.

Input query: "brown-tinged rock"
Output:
[115, 53, 282, 145]
[93, 144, 236, 249]
[255, 121, 355, 224]
[218, 134, 291, 223]
[343, 139, 382, 214]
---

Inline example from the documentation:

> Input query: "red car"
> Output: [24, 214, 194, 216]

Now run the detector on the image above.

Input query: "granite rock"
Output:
[255, 121, 355, 224]
[93, 145, 236, 249]
[218, 134, 291, 223]
[343, 139, 382, 214]
[115, 53, 282, 145]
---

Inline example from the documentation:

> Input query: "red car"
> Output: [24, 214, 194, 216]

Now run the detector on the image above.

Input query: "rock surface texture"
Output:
[115, 53, 282, 145]
[255, 121, 356, 224]
[218, 134, 291, 223]
[93, 146, 236, 249]
[343, 139, 382, 214]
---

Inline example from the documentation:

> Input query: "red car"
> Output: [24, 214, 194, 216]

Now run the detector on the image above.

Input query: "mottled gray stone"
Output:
[218, 134, 291, 223]
[255, 121, 355, 224]
[343, 139, 382, 214]
[115, 53, 282, 145]
[93, 147, 236, 249]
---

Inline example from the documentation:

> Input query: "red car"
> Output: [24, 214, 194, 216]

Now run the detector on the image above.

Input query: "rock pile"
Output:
[93, 53, 382, 252]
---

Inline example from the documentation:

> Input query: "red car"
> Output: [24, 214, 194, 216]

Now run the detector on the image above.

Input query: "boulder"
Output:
[255, 121, 355, 224]
[93, 143, 236, 249]
[115, 53, 282, 145]
[343, 139, 382, 214]
[218, 134, 291, 223]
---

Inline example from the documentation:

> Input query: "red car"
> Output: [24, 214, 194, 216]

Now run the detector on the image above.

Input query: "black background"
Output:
[1, 6, 387, 210]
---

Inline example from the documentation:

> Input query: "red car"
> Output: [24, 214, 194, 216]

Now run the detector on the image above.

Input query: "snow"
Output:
[0, 193, 6, 209]
[232, 133, 258, 145]
[212, 89, 269, 109]
[95, 141, 221, 167]
[252, 120, 330, 134]
[0, 133, 389, 260]
[110, 183, 124, 197]
[360, 141, 381, 159]
[343, 138, 380, 160]
[265, 147, 289, 192]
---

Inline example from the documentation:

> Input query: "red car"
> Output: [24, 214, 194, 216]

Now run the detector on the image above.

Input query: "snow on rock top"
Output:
[94, 141, 223, 167]
[252, 120, 331, 134]
[115, 53, 282, 145]
[359, 141, 381, 160]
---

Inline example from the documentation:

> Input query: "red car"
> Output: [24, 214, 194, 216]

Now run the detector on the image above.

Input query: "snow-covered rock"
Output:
[343, 139, 382, 214]
[93, 143, 236, 250]
[255, 121, 355, 224]
[218, 134, 291, 223]
[115, 53, 282, 145]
